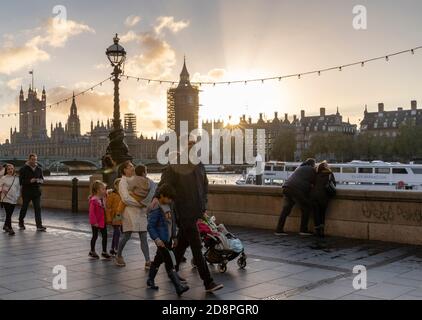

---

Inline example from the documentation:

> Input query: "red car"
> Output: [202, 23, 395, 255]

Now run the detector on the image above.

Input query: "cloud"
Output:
[0, 18, 94, 75]
[28, 18, 95, 48]
[6, 78, 23, 90]
[120, 30, 139, 43]
[0, 45, 50, 74]
[125, 32, 176, 79]
[125, 15, 141, 27]
[191, 68, 227, 83]
[154, 16, 189, 35]
[152, 120, 164, 129]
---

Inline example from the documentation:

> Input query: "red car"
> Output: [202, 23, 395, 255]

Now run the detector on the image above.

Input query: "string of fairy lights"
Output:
[123, 45, 422, 86]
[0, 76, 113, 118]
[0, 45, 421, 118]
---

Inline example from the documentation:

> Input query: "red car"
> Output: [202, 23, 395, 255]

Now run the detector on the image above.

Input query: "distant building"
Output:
[360, 100, 421, 137]
[295, 107, 357, 160]
[1, 87, 162, 162]
[167, 57, 199, 138]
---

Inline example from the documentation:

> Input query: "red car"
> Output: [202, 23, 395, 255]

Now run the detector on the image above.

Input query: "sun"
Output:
[199, 70, 290, 125]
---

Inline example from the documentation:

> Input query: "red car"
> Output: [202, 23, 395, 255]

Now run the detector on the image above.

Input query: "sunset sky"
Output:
[1, 0, 422, 142]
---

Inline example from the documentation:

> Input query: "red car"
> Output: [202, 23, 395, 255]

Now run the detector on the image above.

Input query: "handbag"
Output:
[325, 175, 336, 197]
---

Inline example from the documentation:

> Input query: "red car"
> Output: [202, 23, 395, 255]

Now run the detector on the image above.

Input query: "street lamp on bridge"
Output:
[104, 33, 133, 165]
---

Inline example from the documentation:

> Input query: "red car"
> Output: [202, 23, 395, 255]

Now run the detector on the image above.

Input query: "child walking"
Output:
[147, 184, 189, 296]
[105, 178, 123, 256]
[89, 180, 111, 260]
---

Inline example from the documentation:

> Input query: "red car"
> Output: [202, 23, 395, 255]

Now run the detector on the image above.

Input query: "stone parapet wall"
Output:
[38, 181, 422, 245]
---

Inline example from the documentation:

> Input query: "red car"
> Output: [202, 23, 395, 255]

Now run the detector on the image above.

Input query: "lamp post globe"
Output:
[103, 34, 132, 167]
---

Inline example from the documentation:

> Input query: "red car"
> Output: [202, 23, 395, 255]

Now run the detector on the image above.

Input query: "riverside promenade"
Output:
[0, 208, 422, 300]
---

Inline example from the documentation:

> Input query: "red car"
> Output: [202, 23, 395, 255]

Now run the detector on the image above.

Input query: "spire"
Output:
[364, 104, 368, 114]
[178, 55, 190, 86]
[336, 106, 340, 115]
[70, 91, 77, 115]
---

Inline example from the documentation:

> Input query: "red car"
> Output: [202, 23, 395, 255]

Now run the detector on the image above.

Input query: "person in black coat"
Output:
[310, 161, 336, 238]
[275, 158, 317, 236]
[151, 142, 223, 293]
[18, 154, 46, 231]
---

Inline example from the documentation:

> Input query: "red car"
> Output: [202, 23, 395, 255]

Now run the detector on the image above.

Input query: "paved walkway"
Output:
[0, 208, 422, 300]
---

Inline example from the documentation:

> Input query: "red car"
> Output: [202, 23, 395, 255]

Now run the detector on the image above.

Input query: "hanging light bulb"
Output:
[318, 71, 321, 76]
[298, 74, 301, 79]
[411, 49, 415, 55]
[339, 66, 342, 71]
[385, 56, 389, 61]
[361, 62, 365, 67]
[278, 77, 282, 81]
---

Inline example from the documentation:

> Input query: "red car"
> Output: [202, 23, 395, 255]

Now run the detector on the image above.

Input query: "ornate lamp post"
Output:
[105, 34, 132, 165]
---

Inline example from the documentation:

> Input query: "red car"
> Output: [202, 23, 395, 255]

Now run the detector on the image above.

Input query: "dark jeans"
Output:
[174, 223, 213, 287]
[19, 194, 42, 227]
[91, 226, 107, 253]
[3, 202, 16, 229]
[152, 241, 176, 274]
[276, 187, 312, 233]
[111, 225, 121, 251]
[313, 202, 328, 228]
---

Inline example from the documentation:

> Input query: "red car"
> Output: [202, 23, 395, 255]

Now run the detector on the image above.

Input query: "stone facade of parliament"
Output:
[0, 86, 161, 162]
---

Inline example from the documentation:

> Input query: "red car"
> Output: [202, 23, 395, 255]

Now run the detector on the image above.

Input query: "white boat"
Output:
[236, 160, 422, 190]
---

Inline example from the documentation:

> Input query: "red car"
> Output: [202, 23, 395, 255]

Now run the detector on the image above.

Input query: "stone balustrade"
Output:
[38, 180, 422, 245]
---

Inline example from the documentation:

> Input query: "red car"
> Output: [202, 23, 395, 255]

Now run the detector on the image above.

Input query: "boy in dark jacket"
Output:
[18, 154, 46, 231]
[147, 184, 189, 296]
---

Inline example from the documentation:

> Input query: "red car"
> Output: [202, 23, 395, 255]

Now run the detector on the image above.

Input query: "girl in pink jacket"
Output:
[89, 181, 111, 260]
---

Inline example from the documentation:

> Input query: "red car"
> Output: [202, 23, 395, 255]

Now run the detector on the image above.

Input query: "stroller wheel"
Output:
[218, 263, 227, 273]
[237, 255, 247, 269]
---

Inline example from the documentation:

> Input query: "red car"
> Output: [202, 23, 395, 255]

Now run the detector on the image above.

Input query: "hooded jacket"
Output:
[283, 165, 316, 194]
[156, 163, 208, 228]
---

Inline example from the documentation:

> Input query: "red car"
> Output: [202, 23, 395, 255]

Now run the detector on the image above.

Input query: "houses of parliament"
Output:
[0, 86, 160, 162]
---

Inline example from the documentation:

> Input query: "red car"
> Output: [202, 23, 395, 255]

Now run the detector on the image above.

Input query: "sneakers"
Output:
[115, 256, 126, 267]
[101, 252, 112, 260]
[89, 251, 100, 259]
[8, 228, 15, 236]
[19, 223, 25, 230]
[110, 249, 117, 256]
[37, 226, 47, 232]
[3, 225, 10, 232]
[274, 232, 288, 236]
[145, 261, 152, 270]
[205, 282, 224, 293]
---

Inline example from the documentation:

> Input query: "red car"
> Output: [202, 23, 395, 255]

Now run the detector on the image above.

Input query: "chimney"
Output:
[259, 113, 263, 120]
[398, 107, 403, 111]
[378, 103, 384, 113]
[320, 107, 326, 117]
[293, 115, 297, 122]
[411, 100, 417, 110]
[285, 113, 288, 121]
[242, 114, 246, 121]
[248, 117, 252, 124]
[274, 112, 278, 119]
[301, 110, 305, 119]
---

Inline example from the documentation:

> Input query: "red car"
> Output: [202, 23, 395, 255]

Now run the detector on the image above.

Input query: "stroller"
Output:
[196, 216, 247, 273]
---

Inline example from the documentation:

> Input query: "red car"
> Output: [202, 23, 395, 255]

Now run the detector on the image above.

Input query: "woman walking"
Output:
[1, 164, 21, 236]
[115, 161, 151, 269]
[310, 161, 336, 238]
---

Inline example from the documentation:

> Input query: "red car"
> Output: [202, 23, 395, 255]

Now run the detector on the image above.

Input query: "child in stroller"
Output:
[196, 215, 247, 273]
